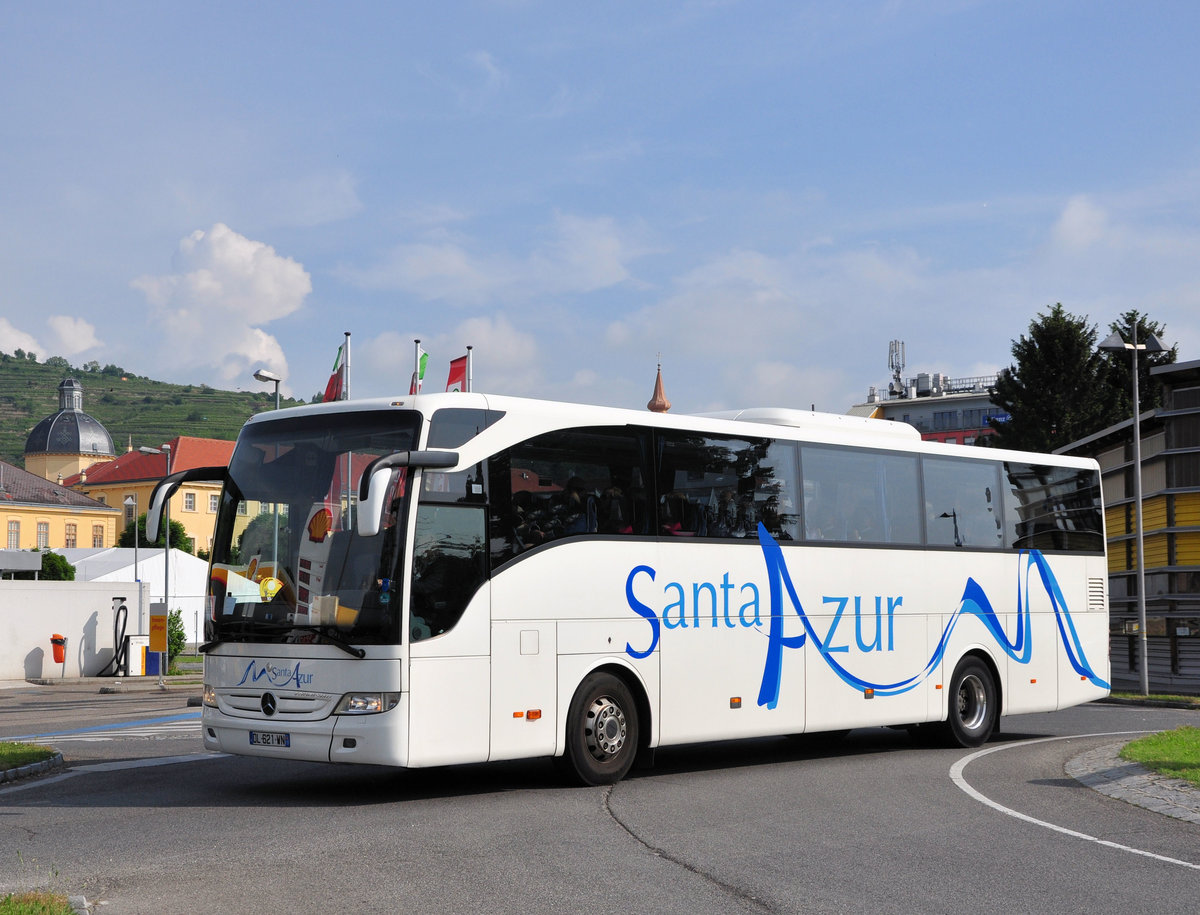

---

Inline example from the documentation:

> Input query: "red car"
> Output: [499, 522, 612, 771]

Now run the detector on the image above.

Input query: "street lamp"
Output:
[1099, 326, 1165, 696]
[253, 369, 282, 574]
[139, 443, 172, 686]
[253, 368, 282, 410]
[123, 494, 142, 635]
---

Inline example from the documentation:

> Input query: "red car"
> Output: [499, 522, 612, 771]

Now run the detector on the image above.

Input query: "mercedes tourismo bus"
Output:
[149, 392, 1110, 785]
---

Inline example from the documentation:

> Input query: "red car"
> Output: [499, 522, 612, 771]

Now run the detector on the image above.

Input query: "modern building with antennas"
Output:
[848, 340, 1008, 445]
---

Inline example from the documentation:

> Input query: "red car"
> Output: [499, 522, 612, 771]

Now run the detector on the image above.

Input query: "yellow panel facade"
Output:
[1176, 533, 1200, 565]
[1140, 495, 1169, 532]
[1175, 492, 1200, 526]
[1141, 533, 1169, 568]
[1105, 506, 1127, 537]
[1107, 548, 1127, 574]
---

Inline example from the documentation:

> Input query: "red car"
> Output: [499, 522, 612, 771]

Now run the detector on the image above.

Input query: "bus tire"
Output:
[942, 657, 996, 748]
[563, 671, 639, 786]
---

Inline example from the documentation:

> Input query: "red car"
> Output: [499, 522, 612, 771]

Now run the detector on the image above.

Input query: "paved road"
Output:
[1, 683, 1198, 914]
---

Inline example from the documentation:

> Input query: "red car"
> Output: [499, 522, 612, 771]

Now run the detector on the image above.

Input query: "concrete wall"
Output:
[0, 580, 151, 681]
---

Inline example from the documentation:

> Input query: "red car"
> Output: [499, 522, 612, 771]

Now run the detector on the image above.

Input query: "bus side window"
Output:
[409, 504, 487, 642]
[487, 427, 649, 570]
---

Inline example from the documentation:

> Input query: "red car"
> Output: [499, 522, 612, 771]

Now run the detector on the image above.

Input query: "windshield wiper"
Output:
[286, 625, 367, 659]
[208, 618, 367, 659]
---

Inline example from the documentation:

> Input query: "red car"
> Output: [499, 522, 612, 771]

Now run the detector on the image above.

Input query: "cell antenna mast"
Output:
[888, 340, 905, 393]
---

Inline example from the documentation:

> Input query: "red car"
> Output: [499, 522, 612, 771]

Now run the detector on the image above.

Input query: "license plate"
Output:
[249, 731, 290, 747]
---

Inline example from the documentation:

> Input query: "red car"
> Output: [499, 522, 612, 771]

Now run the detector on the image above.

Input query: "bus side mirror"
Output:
[147, 466, 229, 542]
[356, 450, 460, 537]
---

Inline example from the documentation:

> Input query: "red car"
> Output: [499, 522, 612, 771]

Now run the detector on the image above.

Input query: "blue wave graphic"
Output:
[755, 523, 1109, 709]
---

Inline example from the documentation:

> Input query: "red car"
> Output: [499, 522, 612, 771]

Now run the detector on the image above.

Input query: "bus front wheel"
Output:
[942, 657, 996, 748]
[563, 672, 639, 786]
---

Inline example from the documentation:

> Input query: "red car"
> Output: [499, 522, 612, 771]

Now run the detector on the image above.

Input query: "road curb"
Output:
[1096, 696, 1200, 711]
[0, 750, 64, 784]
[1067, 741, 1200, 826]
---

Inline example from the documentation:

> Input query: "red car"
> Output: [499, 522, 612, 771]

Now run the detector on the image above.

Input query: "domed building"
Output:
[24, 378, 117, 482]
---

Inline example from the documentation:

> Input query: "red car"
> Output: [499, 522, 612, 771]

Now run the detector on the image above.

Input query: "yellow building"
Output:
[1062, 358, 1200, 692]
[66, 436, 237, 556]
[1, 459, 119, 551]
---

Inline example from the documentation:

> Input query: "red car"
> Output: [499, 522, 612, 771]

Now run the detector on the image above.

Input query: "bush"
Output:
[168, 608, 187, 661]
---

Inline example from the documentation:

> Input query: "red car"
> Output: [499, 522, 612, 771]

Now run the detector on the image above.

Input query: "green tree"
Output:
[12, 551, 75, 581]
[120, 513, 195, 555]
[986, 303, 1113, 452]
[1100, 309, 1178, 417]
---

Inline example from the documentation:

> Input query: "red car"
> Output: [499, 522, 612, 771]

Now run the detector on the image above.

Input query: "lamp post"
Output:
[123, 494, 142, 636]
[253, 369, 283, 574]
[139, 443, 172, 685]
[253, 368, 281, 410]
[1099, 326, 1164, 696]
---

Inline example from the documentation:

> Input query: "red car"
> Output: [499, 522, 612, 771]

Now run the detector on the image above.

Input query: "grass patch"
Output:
[1120, 726, 1200, 789]
[1110, 690, 1200, 707]
[0, 743, 54, 770]
[0, 891, 74, 914]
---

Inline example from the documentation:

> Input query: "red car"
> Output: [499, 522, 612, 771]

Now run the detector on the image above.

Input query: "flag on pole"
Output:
[446, 355, 468, 392]
[324, 344, 346, 402]
[409, 344, 428, 395]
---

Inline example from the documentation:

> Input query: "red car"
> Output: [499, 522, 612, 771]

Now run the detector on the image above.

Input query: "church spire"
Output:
[647, 360, 671, 413]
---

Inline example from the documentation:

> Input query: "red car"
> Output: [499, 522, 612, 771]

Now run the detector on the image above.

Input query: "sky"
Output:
[3, 1, 1200, 416]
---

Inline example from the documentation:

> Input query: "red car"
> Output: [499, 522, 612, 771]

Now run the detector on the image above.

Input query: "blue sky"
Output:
[2, 1, 1199, 415]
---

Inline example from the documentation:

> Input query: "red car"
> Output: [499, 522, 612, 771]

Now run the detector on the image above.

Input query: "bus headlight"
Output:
[202, 684, 218, 708]
[334, 692, 401, 715]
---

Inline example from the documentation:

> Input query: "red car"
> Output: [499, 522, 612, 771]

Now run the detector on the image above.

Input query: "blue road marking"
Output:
[9, 712, 201, 742]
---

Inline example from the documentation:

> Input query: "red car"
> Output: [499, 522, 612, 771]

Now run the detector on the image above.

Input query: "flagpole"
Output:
[342, 331, 351, 400]
[414, 339, 421, 393]
[466, 345, 473, 393]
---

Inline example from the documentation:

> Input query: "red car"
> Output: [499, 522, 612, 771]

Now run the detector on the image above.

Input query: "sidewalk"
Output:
[15, 674, 202, 694]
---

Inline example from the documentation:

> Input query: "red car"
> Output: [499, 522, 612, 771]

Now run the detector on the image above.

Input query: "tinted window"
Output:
[1003, 462, 1104, 553]
[801, 446, 921, 545]
[427, 408, 504, 448]
[489, 427, 649, 568]
[923, 457, 1003, 549]
[657, 433, 800, 541]
[410, 504, 487, 642]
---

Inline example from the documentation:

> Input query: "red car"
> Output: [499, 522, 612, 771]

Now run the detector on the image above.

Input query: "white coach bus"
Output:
[149, 392, 1110, 785]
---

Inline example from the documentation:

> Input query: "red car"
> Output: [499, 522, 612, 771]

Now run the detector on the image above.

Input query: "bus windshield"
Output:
[206, 409, 421, 649]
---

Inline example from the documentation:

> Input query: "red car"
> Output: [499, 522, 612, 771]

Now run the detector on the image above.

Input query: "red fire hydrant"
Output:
[51, 634, 66, 665]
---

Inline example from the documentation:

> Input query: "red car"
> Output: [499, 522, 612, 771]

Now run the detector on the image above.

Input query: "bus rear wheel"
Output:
[942, 657, 996, 747]
[563, 672, 639, 786]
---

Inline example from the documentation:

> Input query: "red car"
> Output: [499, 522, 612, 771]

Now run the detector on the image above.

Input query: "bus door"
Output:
[404, 497, 492, 768]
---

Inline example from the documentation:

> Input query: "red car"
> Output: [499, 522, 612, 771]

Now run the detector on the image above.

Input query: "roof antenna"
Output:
[888, 340, 906, 397]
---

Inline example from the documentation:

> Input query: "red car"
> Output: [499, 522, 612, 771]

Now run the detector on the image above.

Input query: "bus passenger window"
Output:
[410, 504, 487, 641]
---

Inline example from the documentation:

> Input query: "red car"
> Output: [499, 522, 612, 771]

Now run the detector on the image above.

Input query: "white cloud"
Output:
[0, 319, 41, 355]
[1051, 195, 1109, 250]
[131, 223, 311, 388]
[46, 315, 102, 356]
[342, 211, 644, 304]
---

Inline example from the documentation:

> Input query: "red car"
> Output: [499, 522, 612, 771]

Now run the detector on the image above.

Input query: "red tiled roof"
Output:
[62, 435, 235, 486]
